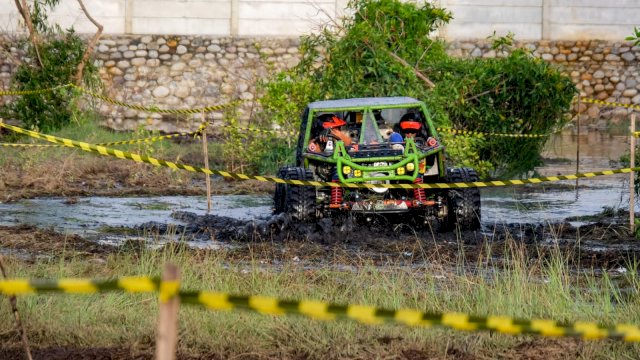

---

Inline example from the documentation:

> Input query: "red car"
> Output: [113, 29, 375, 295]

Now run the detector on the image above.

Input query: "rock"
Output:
[141, 35, 153, 44]
[482, 50, 496, 58]
[554, 54, 566, 61]
[633, 94, 640, 104]
[152, 86, 170, 98]
[174, 85, 190, 98]
[622, 52, 636, 62]
[587, 106, 600, 118]
[116, 60, 130, 69]
[593, 70, 605, 79]
[171, 62, 186, 71]
[98, 44, 109, 52]
[541, 53, 553, 61]
[131, 57, 146, 66]
[567, 53, 578, 61]
[626, 78, 637, 88]
[470, 48, 482, 57]
[148, 50, 158, 59]
[135, 50, 148, 57]
[605, 54, 621, 61]
[221, 84, 234, 94]
[594, 84, 605, 92]
[623, 89, 638, 97]
[581, 73, 593, 81]
[159, 45, 170, 53]
[176, 45, 187, 54]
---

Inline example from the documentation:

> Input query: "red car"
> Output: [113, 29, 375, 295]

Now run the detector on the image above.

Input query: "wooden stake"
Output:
[631, 113, 636, 233]
[202, 112, 212, 213]
[0, 256, 33, 360]
[155, 264, 180, 360]
[576, 98, 581, 192]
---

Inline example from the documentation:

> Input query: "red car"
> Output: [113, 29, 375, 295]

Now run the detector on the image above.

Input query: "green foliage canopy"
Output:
[256, 0, 577, 177]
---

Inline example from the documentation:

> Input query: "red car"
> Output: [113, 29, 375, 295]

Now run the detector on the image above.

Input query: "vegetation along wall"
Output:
[1, 0, 640, 131]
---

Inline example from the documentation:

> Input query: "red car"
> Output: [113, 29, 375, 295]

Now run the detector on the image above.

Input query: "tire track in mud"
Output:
[135, 211, 640, 271]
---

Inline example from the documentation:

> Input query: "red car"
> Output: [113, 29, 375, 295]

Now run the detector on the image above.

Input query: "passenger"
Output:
[398, 113, 423, 139]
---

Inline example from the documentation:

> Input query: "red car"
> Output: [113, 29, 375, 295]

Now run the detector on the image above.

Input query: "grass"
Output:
[1, 236, 640, 359]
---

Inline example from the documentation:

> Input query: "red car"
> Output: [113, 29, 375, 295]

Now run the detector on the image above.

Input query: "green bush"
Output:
[5, 31, 95, 132]
[254, 0, 577, 178]
[1, 1, 98, 133]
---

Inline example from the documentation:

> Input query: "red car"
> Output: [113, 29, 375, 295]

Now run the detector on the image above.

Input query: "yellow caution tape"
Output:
[1, 83, 239, 114]
[0, 277, 159, 295]
[95, 120, 209, 146]
[0, 120, 637, 190]
[223, 125, 549, 138]
[436, 127, 552, 138]
[581, 97, 640, 111]
[0, 84, 73, 96]
[0, 143, 59, 148]
[222, 125, 295, 136]
[1, 277, 640, 342]
[70, 84, 240, 114]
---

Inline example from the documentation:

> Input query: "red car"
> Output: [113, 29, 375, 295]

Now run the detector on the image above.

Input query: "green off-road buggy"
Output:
[274, 97, 481, 230]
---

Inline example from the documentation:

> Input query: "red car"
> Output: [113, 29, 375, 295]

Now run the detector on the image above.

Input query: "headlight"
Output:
[342, 166, 351, 175]
[396, 167, 406, 175]
[419, 159, 426, 174]
[406, 162, 415, 172]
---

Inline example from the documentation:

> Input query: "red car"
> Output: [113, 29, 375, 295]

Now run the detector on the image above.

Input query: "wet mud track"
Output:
[135, 211, 640, 272]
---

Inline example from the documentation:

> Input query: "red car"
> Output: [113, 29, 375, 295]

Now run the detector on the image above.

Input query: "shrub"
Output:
[255, 0, 577, 178]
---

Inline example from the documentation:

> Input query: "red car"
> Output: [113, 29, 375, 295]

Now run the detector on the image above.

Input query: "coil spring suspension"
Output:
[331, 179, 343, 206]
[413, 177, 427, 203]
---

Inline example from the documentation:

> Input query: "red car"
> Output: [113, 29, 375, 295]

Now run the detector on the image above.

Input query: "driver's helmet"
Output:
[321, 114, 346, 129]
[399, 113, 422, 134]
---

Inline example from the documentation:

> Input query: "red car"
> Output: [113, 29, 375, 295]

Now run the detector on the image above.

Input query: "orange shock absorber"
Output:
[331, 178, 343, 207]
[413, 177, 427, 203]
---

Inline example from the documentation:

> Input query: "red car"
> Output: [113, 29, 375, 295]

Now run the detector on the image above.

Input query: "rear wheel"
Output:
[441, 167, 481, 231]
[273, 166, 316, 221]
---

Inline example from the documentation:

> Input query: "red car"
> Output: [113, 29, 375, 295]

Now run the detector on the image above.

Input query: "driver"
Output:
[308, 114, 352, 153]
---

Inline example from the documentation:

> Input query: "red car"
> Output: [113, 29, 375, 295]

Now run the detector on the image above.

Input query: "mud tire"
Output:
[441, 167, 481, 231]
[273, 166, 316, 221]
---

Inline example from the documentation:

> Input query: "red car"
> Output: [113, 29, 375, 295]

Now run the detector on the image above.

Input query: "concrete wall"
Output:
[0, 0, 638, 40]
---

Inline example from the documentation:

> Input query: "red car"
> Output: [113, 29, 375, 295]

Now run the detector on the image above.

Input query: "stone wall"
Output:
[1, 35, 639, 132]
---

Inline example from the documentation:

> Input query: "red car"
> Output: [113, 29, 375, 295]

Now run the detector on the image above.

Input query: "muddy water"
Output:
[483, 130, 630, 225]
[0, 130, 632, 245]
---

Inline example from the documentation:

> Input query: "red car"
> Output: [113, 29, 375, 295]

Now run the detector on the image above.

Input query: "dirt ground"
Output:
[0, 338, 583, 360]
[0, 154, 273, 201]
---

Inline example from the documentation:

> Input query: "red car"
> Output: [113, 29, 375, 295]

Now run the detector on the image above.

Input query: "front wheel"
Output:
[440, 167, 481, 231]
[273, 166, 316, 221]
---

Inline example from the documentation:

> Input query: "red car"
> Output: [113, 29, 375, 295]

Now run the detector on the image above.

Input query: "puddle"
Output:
[0, 195, 273, 247]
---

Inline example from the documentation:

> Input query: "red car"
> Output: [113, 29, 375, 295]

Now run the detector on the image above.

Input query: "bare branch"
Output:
[17, 0, 43, 67]
[385, 50, 435, 88]
[74, 0, 103, 85]
[354, 6, 436, 88]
